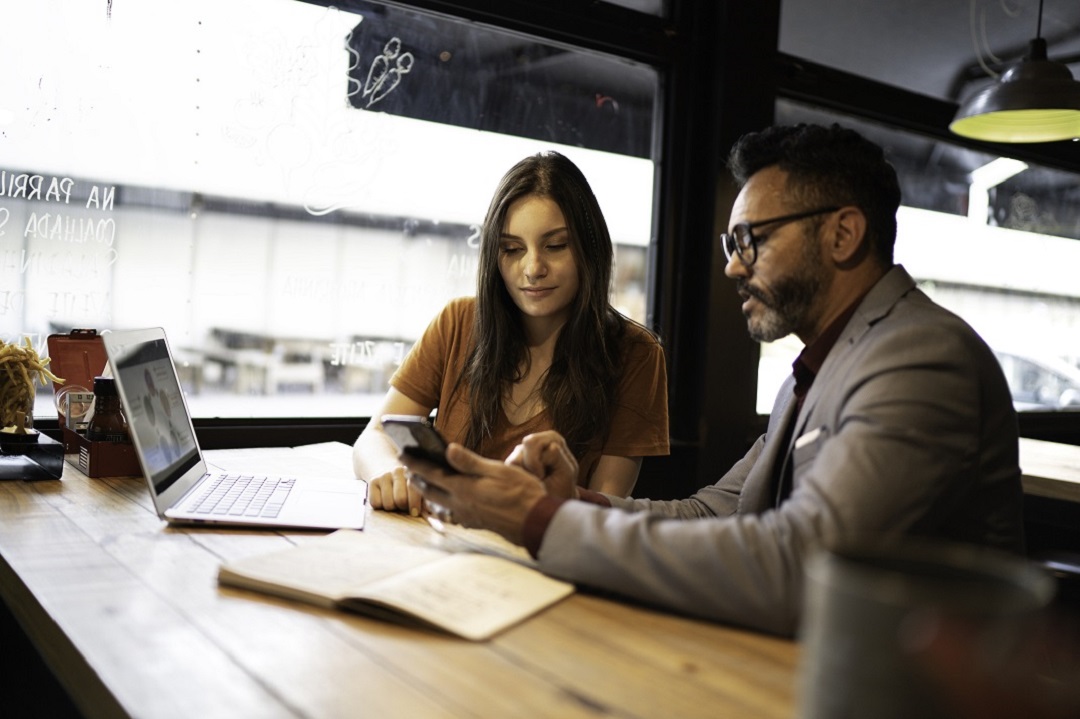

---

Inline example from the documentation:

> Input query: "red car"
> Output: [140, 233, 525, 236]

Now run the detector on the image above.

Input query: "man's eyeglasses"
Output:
[721, 206, 840, 267]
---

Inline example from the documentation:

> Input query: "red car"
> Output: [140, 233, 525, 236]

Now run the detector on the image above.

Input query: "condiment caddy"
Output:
[47, 329, 141, 478]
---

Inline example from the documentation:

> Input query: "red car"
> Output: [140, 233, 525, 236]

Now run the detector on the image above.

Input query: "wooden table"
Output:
[0, 445, 799, 719]
[1020, 437, 1080, 504]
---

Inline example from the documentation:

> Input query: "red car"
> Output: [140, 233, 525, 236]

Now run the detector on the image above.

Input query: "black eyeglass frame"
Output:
[721, 206, 841, 267]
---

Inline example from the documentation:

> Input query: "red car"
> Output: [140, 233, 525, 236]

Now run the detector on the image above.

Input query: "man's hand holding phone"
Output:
[399, 441, 548, 546]
[382, 417, 579, 545]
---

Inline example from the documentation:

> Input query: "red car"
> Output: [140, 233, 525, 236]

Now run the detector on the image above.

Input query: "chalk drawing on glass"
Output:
[362, 38, 414, 107]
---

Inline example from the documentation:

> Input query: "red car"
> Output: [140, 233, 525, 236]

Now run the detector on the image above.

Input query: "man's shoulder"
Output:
[891, 284, 982, 341]
[851, 282, 1003, 383]
[862, 267, 981, 339]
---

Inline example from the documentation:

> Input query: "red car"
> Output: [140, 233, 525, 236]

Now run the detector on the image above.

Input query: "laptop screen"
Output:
[110, 335, 201, 494]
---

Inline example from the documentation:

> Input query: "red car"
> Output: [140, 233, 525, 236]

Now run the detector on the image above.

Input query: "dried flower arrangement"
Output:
[0, 338, 64, 434]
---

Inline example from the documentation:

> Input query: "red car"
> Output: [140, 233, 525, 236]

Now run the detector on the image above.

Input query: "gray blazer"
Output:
[537, 265, 1025, 636]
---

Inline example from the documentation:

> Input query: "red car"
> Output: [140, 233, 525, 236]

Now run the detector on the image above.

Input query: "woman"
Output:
[353, 151, 669, 514]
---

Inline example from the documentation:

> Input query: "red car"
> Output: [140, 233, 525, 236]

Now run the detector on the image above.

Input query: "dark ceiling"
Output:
[779, 0, 1080, 105]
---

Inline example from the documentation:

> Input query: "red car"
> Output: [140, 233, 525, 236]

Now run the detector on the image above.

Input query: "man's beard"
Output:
[738, 244, 827, 343]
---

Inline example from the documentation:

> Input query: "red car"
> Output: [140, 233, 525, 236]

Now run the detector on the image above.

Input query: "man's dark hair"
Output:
[727, 123, 902, 266]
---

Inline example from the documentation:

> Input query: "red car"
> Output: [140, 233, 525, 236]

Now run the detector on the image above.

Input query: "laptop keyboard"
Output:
[187, 474, 296, 518]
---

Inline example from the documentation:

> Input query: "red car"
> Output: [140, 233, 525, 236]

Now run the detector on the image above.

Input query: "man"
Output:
[402, 123, 1025, 637]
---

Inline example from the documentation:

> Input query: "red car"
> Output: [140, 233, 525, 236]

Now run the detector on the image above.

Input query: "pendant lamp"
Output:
[950, 0, 1080, 143]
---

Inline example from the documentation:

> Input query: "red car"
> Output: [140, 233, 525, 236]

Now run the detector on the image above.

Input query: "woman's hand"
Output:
[351, 387, 434, 516]
[505, 430, 580, 500]
[366, 465, 425, 516]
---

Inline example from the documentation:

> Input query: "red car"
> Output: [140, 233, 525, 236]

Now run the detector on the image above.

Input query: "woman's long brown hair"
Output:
[457, 151, 630, 458]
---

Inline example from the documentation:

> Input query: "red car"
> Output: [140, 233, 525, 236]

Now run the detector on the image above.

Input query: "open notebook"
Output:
[102, 328, 367, 530]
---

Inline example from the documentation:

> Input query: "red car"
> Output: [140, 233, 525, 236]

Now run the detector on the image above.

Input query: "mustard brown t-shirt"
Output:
[390, 297, 670, 487]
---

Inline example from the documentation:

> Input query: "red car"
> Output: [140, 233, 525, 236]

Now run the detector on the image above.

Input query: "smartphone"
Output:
[380, 415, 453, 471]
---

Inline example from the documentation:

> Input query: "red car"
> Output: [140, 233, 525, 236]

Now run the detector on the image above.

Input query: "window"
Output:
[2, 0, 660, 420]
[754, 100, 1080, 414]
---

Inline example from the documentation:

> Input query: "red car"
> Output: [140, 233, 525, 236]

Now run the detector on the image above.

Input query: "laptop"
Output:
[102, 327, 367, 530]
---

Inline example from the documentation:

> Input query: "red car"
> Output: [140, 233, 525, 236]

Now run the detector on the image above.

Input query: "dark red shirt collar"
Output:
[792, 295, 867, 400]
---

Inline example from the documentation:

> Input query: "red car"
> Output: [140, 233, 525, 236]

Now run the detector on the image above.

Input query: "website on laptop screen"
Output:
[113, 339, 200, 493]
